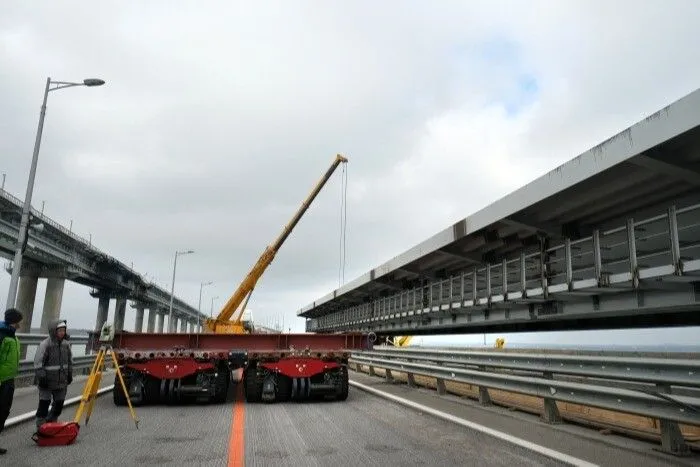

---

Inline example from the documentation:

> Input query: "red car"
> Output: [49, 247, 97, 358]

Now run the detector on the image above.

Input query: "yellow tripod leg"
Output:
[74, 348, 105, 425]
[111, 349, 140, 429]
[83, 350, 104, 426]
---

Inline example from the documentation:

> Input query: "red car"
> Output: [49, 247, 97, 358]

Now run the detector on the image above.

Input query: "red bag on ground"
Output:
[31, 422, 80, 446]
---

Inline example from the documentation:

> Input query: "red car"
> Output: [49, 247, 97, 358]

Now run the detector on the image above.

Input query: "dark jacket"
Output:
[0, 321, 20, 383]
[33, 319, 73, 390]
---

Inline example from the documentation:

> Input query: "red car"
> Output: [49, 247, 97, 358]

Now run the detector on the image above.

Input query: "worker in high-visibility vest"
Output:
[0, 308, 23, 455]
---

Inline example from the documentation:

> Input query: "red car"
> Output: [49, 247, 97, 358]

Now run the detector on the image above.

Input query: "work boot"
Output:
[35, 399, 50, 427]
[47, 399, 65, 422]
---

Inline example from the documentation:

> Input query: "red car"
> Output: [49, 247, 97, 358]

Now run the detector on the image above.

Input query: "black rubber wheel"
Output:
[244, 370, 262, 403]
[213, 367, 230, 403]
[276, 375, 292, 402]
[113, 374, 128, 406]
[336, 366, 349, 401]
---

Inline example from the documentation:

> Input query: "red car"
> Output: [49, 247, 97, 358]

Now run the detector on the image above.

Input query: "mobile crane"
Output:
[108, 154, 365, 405]
[205, 153, 348, 334]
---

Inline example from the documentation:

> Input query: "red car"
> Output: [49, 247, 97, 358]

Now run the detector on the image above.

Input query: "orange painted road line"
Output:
[228, 375, 246, 467]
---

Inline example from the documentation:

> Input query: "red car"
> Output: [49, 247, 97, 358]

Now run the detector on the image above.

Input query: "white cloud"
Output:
[1, 1, 699, 345]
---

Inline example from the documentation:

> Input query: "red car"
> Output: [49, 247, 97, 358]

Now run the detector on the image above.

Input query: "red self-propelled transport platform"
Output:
[93, 331, 373, 405]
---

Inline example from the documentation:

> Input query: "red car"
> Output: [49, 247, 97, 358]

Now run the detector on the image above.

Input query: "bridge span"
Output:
[299, 87, 700, 336]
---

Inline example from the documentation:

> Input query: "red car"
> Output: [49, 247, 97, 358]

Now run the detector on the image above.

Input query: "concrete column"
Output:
[157, 312, 165, 333]
[173, 316, 180, 333]
[180, 318, 187, 333]
[147, 307, 157, 333]
[16, 275, 39, 358]
[16, 275, 39, 333]
[114, 297, 126, 331]
[40, 277, 65, 331]
[95, 295, 110, 332]
[134, 304, 145, 333]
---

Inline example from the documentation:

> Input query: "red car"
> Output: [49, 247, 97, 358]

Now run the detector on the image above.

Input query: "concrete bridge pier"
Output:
[179, 318, 187, 333]
[156, 312, 165, 333]
[147, 306, 157, 333]
[16, 274, 38, 330]
[134, 303, 145, 332]
[95, 294, 110, 332]
[113, 297, 126, 331]
[39, 277, 65, 331]
[16, 274, 38, 358]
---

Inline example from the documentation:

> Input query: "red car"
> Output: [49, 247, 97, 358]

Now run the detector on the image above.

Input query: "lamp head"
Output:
[83, 79, 105, 87]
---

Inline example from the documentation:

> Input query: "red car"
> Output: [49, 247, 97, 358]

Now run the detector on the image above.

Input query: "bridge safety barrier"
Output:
[15, 333, 91, 348]
[350, 347, 700, 456]
[15, 333, 111, 380]
[308, 202, 700, 333]
[17, 354, 111, 378]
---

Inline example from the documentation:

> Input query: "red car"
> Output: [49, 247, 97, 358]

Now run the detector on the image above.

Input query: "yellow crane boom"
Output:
[204, 154, 348, 334]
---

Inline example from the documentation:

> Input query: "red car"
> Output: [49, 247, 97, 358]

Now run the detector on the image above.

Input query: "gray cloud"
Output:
[2, 1, 700, 344]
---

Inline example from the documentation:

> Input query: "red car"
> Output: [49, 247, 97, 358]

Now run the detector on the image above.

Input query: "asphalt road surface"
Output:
[0, 371, 696, 466]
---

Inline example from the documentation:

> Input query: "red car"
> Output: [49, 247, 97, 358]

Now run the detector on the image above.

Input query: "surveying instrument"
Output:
[74, 322, 139, 429]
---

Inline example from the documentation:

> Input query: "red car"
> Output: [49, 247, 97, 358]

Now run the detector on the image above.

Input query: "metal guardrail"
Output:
[308, 202, 700, 332]
[17, 354, 109, 378]
[15, 334, 108, 379]
[350, 347, 700, 455]
[16, 333, 91, 347]
[355, 348, 700, 387]
[0, 188, 102, 255]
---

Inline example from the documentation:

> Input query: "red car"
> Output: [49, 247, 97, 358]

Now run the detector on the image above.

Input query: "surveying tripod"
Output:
[73, 323, 139, 429]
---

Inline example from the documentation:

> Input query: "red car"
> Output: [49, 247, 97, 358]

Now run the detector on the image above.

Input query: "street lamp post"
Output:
[168, 249, 194, 332]
[210, 296, 219, 318]
[198, 281, 213, 333]
[5, 77, 105, 310]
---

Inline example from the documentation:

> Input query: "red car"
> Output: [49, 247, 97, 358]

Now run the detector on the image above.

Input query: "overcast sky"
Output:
[2, 1, 700, 345]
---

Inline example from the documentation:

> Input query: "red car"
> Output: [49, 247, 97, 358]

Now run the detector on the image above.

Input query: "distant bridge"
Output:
[0, 187, 206, 334]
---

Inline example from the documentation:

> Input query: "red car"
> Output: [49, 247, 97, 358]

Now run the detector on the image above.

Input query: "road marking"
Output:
[227, 379, 246, 467]
[5, 385, 114, 428]
[350, 380, 599, 467]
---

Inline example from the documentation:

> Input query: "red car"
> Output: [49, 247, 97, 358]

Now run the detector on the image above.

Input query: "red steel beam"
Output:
[106, 332, 372, 352]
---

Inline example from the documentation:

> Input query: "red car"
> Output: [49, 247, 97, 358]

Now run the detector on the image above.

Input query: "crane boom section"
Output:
[205, 154, 348, 332]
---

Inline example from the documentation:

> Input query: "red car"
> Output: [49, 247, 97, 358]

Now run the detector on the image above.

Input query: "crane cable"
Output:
[339, 163, 348, 287]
